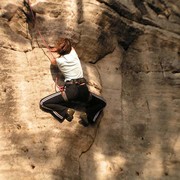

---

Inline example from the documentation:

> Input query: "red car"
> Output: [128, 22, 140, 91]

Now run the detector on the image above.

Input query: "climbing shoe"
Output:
[65, 108, 75, 122]
[79, 112, 89, 127]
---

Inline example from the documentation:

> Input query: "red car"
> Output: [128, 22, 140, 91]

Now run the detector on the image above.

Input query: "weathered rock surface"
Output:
[0, 0, 179, 179]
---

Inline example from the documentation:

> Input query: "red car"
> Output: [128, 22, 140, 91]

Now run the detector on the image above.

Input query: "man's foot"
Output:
[79, 112, 89, 127]
[65, 108, 75, 122]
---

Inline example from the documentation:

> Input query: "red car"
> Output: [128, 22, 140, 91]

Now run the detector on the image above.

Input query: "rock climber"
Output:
[39, 38, 106, 126]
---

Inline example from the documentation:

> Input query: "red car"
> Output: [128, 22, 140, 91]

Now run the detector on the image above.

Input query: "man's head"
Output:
[55, 38, 72, 55]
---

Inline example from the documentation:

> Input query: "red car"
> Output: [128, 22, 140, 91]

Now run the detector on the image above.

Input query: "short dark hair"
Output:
[55, 38, 72, 55]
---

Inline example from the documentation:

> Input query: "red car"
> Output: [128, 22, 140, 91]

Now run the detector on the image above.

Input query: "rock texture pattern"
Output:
[0, 0, 180, 179]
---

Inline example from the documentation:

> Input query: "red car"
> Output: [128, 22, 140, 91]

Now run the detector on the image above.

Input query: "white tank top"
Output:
[56, 48, 83, 82]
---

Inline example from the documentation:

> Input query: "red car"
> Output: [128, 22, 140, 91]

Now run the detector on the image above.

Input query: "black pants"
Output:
[39, 83, 106, 123]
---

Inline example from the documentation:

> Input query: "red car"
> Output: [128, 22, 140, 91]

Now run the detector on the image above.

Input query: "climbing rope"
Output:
[26, 0, 55, 60]
[25, 0, 63, 92]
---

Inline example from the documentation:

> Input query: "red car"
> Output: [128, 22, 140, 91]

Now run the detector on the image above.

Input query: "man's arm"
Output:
[49, 47, 59, 65]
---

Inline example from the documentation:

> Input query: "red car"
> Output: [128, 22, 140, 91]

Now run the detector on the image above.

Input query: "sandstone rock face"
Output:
[0, 0, 179, 179]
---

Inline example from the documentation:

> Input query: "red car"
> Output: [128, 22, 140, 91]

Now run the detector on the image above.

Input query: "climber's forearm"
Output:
[50, 58, 57, 65]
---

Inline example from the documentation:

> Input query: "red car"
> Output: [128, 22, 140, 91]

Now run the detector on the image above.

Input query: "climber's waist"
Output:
[65, 78, 86, 85]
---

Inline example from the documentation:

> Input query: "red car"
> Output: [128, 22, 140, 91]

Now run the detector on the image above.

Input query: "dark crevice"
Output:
[96, 0, 160, 52]
[97, 0, 135, 20]
[147, 0, 171, 19]
[159, 0, 171, 13]
[117, 27, 143, 51]
[79, 120, 101, 158]
[79, 136, 94, 159]
[133, 0, 147, 16]
[78, 118, 102, 177]
[21, 1, 42, 51]
[97, 0, 160, 28]
[21, 0, 36, 27]
[172, 70, 180, 74]
[140, 18, 160, 28]
[147, 2, 163, 15]
[76, 0, 84, 24]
